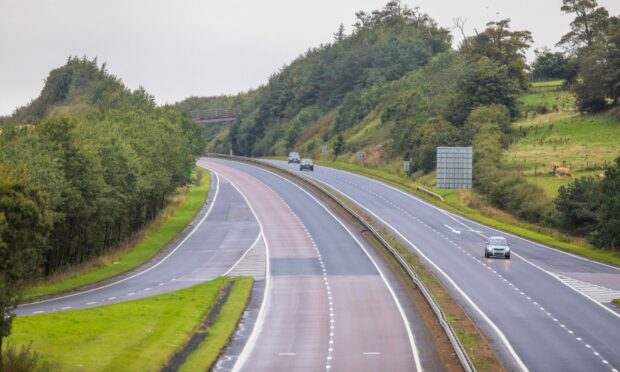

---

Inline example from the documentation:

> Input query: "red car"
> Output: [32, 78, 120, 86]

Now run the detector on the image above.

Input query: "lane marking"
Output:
[443, 224, 461, 234]
[86, 301, 96, 305]
[127, 292, 135, 296]
[32, 310, 44, 314]
[61, 306, 71, 310]
[19, 172, 222, 308]
[107, 297, 117, 300]
[363, 352, 380, 355]
[282, 160, 619, 271]
[219, 173, 270, 372]
[298, 174, 528, 372]
[251, 165, 422, 372]
[278, 352, 296, 356]
[222, 230, 263, 276]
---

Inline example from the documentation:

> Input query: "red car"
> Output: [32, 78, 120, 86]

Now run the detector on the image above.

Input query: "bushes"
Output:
[0, 343, 52, 372]
[470, 110, 555, 225]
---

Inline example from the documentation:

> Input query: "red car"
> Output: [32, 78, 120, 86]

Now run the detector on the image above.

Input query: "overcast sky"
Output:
[1, 0, 619, 116]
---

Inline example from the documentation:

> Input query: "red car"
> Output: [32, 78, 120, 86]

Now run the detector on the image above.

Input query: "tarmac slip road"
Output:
[203, 158, 427, 372]
[17, 173, 260, 315]
[266, 159, 620, 372]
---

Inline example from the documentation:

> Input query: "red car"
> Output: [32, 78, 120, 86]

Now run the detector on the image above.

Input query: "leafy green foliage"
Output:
[591, 157, 620, 249]
[461, 19, 533, 89]
[228, 1, 451, 156]
[0, 164, 52, 361]
[556, 176, 601, 235]
[0, 59, 204, 276]
[531, 49, 578, 82]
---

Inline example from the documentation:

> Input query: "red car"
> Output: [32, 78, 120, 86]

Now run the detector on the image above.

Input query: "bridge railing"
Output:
[191, 108, 239, 122]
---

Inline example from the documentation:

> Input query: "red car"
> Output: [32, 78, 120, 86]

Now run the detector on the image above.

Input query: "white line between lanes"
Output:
[256, 166, 423, 372]
[299, 173, 528, 372]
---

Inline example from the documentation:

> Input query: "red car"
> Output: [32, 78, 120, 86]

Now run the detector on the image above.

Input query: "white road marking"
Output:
[144, 288, 151, 291]
[19, 172, 223, 308]
[363, 352, 380, 355]
[61, 306, 72, 310]
[443, 224, 461, 234]
[259, 167, 422, 372]
[221, 174, 270, 372]
[107, 297, 117, 300]
[300, 173, 529, 372]
[127, 292, 135, 296]
[278, 352, 296, 356]
[86, 301, 96, 305]
[32, 310, 44, 314]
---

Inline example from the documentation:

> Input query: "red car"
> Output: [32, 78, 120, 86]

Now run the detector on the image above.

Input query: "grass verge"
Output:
[613, 299, 620, 306]
[180, 277, 254, 371]
[10, 277, 236, 371]
[24, 168, 211, 301]
[315, 159, 620, 267]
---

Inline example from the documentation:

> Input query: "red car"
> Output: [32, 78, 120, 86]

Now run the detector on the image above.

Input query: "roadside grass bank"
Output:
[314, 160, 620, 267]
[613, 299, 620, 306]
[179, 277, 253, 371]
[24, 168, 211, 301]
[10, 277, 250, 371]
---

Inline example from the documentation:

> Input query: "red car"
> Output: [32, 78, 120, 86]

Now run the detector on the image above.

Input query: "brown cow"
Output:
[552, 164, 573, 178]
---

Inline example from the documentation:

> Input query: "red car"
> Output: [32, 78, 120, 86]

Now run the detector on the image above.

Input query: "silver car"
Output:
[484, 236, 511, 259]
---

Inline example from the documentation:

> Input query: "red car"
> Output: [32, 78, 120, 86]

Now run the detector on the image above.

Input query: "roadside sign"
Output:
[356, 151, 364, 161]
[403, 160, 410, 172]
[321, 145, 327, 153]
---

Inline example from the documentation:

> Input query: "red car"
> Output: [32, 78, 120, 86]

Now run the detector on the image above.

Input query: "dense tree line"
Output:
[227, 1, 452, 156]
[0, 57, 204, 349]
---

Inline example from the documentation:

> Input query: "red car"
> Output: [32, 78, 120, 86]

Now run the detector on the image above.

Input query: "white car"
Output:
[484, 236, 511, 259]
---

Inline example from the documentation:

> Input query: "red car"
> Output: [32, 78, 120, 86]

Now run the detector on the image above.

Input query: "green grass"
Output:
[519, 90, 575, 112]
[531, 80, 565, 88]
[24, 168, 211, 300]
[505, 113, 620, 179]
[613, 299, 620, 306]
[314, 160, 620, 267]
[523, 171, 602, 198]
[180, 277, 253, 371]
[10, 277, 232, 371]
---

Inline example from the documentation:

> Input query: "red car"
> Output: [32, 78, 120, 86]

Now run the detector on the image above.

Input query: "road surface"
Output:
[17, 173, 260, 315]
[203, 158, 426, 371]
[265, 159, 620, 372]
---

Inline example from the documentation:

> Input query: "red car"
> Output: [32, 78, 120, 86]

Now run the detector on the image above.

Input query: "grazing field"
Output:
[10, 277, 252, 371]
[24, 168, 211, 300]
[519, 90, 575, 113]
[504, 112, 620, 184]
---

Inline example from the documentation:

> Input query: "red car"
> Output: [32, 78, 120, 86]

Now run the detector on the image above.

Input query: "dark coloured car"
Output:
[288, 151, 301, 164]
[484, 236, 511, 259]
[299, 158, 314, 171]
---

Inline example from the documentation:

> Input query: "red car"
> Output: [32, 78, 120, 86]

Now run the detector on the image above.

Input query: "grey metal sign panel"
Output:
[436, 146, 473, 189]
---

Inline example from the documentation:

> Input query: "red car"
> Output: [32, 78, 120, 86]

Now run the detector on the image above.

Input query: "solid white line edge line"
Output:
[231, 161, 423, 372]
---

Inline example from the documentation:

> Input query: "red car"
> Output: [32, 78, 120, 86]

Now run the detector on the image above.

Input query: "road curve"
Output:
[202, 159, 421, 372]
[17, 173, 260, 315]
[266, 159, 620, 372]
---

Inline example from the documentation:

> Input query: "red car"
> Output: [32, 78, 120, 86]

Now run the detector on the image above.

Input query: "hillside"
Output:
[185, 1, 620, 251]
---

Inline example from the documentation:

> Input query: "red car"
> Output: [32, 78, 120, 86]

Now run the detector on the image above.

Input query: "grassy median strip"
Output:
[24, 168, 211, 301]
[179, 277, 253, 371]
[315, 160, 620, 267]
[10, 277, 234, 371]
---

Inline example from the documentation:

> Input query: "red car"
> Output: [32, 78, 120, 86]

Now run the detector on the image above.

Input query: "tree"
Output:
[462, 19, 533, 88]
[333, 23, 346, 42]
[604, 16, 620, 104]
[333, 134, 345, 156]
[447, 57, 520, 125]
[555, 176, 601, 235]
[575, 47, 609, 112]
[591, 157, 620, 250]
[531, 48, 578, 82]
[557, 0, 609, 51]
[0, 164, 51, 365]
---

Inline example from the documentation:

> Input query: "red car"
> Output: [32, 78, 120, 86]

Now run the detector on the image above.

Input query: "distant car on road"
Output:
[299, 158, 314, 171]
[484, 236, 511, 259]
[288, 152, 301, 164]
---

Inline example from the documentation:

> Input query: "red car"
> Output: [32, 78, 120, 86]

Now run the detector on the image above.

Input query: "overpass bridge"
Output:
[191, 108, 238, 123]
